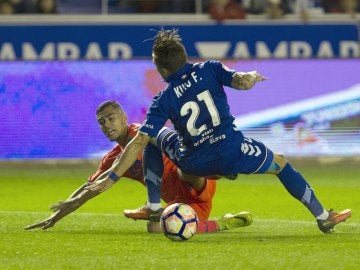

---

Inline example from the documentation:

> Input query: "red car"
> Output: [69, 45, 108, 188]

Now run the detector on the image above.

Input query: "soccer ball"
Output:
[160, 203, 198, 241]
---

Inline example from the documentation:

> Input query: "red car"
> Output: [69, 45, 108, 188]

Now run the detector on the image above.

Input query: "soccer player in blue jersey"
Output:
[88, 28, 351, 233]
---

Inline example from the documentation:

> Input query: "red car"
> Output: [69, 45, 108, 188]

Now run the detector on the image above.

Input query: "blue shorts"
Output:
[156, 128, 274, 176]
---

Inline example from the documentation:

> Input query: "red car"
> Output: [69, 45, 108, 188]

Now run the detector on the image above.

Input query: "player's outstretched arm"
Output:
[231, 70, 267, 90]
[24, 184, 100, 230]
[24, 214, 58, 230]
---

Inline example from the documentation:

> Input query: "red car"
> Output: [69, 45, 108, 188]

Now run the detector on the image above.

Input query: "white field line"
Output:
[1, 210, 358, 228]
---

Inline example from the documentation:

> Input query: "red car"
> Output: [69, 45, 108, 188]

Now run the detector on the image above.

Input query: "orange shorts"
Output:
[161, 158, 216, 221]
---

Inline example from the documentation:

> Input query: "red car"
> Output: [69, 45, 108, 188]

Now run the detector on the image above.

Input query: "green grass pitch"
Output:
[1, 160, 359, 269]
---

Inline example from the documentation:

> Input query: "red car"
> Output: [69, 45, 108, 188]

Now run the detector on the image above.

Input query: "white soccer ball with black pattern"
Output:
[160, 203, 198, 241]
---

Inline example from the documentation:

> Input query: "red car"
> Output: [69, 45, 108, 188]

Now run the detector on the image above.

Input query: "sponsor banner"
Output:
[0, 23, 359, 60]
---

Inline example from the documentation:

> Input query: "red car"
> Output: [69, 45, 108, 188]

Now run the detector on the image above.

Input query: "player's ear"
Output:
[122, 113, 128, 123]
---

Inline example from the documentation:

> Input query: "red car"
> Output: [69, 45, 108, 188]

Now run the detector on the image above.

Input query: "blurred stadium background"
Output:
[1, 0, 359, 161]
[1, 2, 359, 269]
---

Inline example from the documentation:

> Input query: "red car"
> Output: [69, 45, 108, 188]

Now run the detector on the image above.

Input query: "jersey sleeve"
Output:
[207, 60, 236, 87]
[87, 146, 121, 183]
[139, 92, 168, 138]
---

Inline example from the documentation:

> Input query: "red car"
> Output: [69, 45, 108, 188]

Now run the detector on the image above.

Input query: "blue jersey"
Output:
[140, 60, 245, 166]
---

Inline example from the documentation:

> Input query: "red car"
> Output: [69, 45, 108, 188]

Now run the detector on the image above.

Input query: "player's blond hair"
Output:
[152, 28, 187, 76]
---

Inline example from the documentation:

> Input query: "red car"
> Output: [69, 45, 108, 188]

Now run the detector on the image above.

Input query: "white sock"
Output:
[316, 209, 329, 220]
[146, 202, 162, 211]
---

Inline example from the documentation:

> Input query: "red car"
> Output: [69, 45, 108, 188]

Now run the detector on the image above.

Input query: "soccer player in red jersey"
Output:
[25, 100, 252, 233]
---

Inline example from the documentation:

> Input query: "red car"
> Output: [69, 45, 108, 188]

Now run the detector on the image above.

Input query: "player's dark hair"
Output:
[96, 100, 123, 115]
[152, 28, 187, 76]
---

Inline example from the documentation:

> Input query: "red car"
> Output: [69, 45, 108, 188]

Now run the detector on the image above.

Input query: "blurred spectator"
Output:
[0, 0, 16, 14]
[208, 0, 246, 21]
[135, 0, 161, 13]
[266, 0, 284, 18]
[317, 0, 358, 18]
[109, 0, 195, 13]
[292, 0, 312, 21]
[108, 0, 136, 13]
[172, 0, 195, 13]
[13, 0, 56, 13]
[159, 0, 195, 13]
[15, 0, 36, 13]
[243, 0, 267, 14]
[37, 0, 56, 13]
[57, 0, 101, 14]
[280, 0, 292, 14]
[2, 0, 358, 16]
[322, 0, 342, 13]
[340, 0, 358, 18]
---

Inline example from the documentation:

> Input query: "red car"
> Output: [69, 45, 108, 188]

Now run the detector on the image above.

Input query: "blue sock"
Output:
[277, 163, 325, 218]
[143, 143, 164, 205]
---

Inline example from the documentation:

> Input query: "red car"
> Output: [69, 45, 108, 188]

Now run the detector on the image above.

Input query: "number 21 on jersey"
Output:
[180, 90, 220, 136]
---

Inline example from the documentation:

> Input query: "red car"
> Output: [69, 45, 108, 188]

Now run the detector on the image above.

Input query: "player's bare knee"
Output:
[265, 153, 288, 174]
[274, 153, 287, 166]
[178, 169, 205, 191]
[273, 153, 288, 172]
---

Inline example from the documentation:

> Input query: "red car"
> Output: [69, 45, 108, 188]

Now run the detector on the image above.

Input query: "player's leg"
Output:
[216, 212, 253, 231]
[266, 153, 329, 219]
[156, 127, 207, 188]
[188, 179, 252, 232]
[156, 130, 255, 233]
[197, 212, 253, 233]
[264, 152, 351, 233]
[123, 142, 164, 221]
[174, 178, 253, 233]
[235, 136, 351, 233]
[155, 127, 181, 165]
[236, 135, 326, 219]
[124, 127, 182, 221]
[190, 204, 253, 233]
[124, 128, 185, 221]
[143, 142, 163, 212]
[177, 169, 206, 191]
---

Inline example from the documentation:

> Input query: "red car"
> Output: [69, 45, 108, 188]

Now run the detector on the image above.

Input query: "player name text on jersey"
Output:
[174, 72, 199, 98]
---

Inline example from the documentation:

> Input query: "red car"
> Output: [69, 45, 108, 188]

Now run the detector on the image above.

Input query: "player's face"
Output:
[96, 106, 128, 143]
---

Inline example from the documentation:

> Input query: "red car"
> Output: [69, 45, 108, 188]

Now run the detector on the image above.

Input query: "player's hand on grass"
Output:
[85, 177, 114, 193]
[24, 217, 55, 230]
